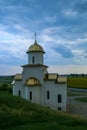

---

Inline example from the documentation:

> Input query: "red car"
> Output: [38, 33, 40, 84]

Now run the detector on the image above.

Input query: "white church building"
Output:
[13, 37, 67, 111]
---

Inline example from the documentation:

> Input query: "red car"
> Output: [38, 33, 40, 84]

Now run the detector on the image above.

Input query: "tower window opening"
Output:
[32, 56, 35, 64]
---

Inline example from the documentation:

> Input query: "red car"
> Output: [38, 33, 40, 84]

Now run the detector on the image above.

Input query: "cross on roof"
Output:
[35, 32, 36, 41]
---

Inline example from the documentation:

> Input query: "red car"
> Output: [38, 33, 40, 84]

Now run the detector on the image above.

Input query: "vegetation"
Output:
[0, 75, 14, 92]
[67, 91, 84, 96]
[67, 77, 87, 89]
[75, 97, 87, 103]
[0, 91, 87, 130]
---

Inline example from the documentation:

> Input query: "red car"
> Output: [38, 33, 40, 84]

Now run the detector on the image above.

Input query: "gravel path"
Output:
[67, 92, 87, 118]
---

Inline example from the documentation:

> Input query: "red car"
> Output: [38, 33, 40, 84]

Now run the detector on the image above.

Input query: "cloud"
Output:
[1, 64, 87, 75]
[39, 26, 87, 65]
[73, 1, 87, 13]
[43, 16, 57, 23]
[0, 0, 87, 75]
[63, 9, 77, 17]
[0, 64, 22, 75]
[48, 65, 87, 74]
[53, 44, 73, 58]
[0, 24, 33, 64]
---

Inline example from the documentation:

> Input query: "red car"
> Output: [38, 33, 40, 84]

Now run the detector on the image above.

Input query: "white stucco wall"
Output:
[13, 80, 25, 98]
[13, 74, 67, 112]
[28, 52, 44, 64]
[13, 77, 67, 111]
[22, 67, 44, 85]
[24, 86, 41, 104]
[43, 81, 67, 111]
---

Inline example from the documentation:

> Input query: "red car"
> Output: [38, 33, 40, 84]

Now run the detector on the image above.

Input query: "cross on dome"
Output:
[26, 32, 45, 53]
[35, 32, 36, 41]
[34, 32, 37, 44]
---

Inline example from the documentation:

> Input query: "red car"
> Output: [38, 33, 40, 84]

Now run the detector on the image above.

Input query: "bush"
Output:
[0, 83, 12, 92]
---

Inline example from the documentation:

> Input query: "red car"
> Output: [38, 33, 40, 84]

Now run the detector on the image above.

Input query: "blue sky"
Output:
[0, 0, 87, 75]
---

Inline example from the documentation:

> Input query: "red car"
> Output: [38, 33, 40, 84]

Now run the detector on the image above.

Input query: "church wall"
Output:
[22, 67, 44, 85]
[24, 86, 41, 104]
[43, 81, 67, 111]
[13, 81, 24, 98]
[28, 52, 43, 64]
[40, 84, 45, 105]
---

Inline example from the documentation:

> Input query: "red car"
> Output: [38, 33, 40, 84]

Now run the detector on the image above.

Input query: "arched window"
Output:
[47, 91, 50, 99]
[30, 91, 32, 100]
[58, 94, 62, 103]
[18, 90, 21, 97]
[32, 56, 35, 64]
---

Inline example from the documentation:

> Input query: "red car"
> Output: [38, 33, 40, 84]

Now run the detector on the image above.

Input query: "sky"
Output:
[0, 0, 87, 75]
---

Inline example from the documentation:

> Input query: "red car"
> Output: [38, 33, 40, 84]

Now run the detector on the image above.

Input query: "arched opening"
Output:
[30, 91, 32, 100]
[47, 90, 50, 99]
[58, 94, 62, 103]
[18, 90, 21, 97]
[25, 77, 41, 86]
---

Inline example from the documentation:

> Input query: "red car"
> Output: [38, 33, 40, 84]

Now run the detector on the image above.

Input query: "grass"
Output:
[0, 91, 87, 130]
[67, 91, 84, 96]
[75, 97, 87, 103]
[67, 77, 87, 89]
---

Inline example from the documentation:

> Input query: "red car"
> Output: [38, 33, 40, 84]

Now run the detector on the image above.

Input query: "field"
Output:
[67, 77, 87, 89]
[0, 76, 87, 90]
[75, 97, 87, 103]
[0, 91, 87, 130]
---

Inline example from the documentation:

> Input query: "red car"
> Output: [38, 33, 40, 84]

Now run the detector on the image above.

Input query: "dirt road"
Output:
[67, 92, 87, 118]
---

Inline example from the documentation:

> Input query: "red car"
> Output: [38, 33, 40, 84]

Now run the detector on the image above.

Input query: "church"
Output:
[13, 36, 67, 111]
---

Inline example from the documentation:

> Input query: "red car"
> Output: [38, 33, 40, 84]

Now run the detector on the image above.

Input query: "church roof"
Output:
[44, 73, 58, 80]
[56, 76, 67, 83]
[14, 74, 22, 81]
[14, 73, 67, 84]
[21, 63, 48, 68]
[27, 40, 45, 53]
[44, 73, 67, 84]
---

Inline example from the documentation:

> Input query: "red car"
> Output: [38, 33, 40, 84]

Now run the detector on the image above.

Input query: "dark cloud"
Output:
[73, 1, 87, 13]
[83, 50, 87, 58]
[53, 44, 73, 58]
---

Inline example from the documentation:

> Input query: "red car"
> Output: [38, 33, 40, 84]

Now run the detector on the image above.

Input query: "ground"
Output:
[67, 91, 87, 118]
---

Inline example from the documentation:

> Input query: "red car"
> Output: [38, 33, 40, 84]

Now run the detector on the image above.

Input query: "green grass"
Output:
[68, 77, 87, 89]
[67, 91, 84, 96]
[0, 91, 87, 130]
[75, 97, 87, 102]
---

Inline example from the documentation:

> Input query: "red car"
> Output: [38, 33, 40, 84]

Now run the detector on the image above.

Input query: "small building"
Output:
[13, 38, 67, 111]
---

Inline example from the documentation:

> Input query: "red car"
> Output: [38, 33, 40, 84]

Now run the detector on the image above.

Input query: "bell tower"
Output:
[26, 33, 45, 65]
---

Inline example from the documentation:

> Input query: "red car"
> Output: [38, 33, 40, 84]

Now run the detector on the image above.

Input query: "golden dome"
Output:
[27, 40, 45, 53]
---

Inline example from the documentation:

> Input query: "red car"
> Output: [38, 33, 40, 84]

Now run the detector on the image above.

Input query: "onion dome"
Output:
[27, 40, 45, 53]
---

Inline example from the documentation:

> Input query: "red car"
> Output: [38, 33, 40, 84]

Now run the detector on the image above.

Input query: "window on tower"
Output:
[32, 56, 35, 64]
